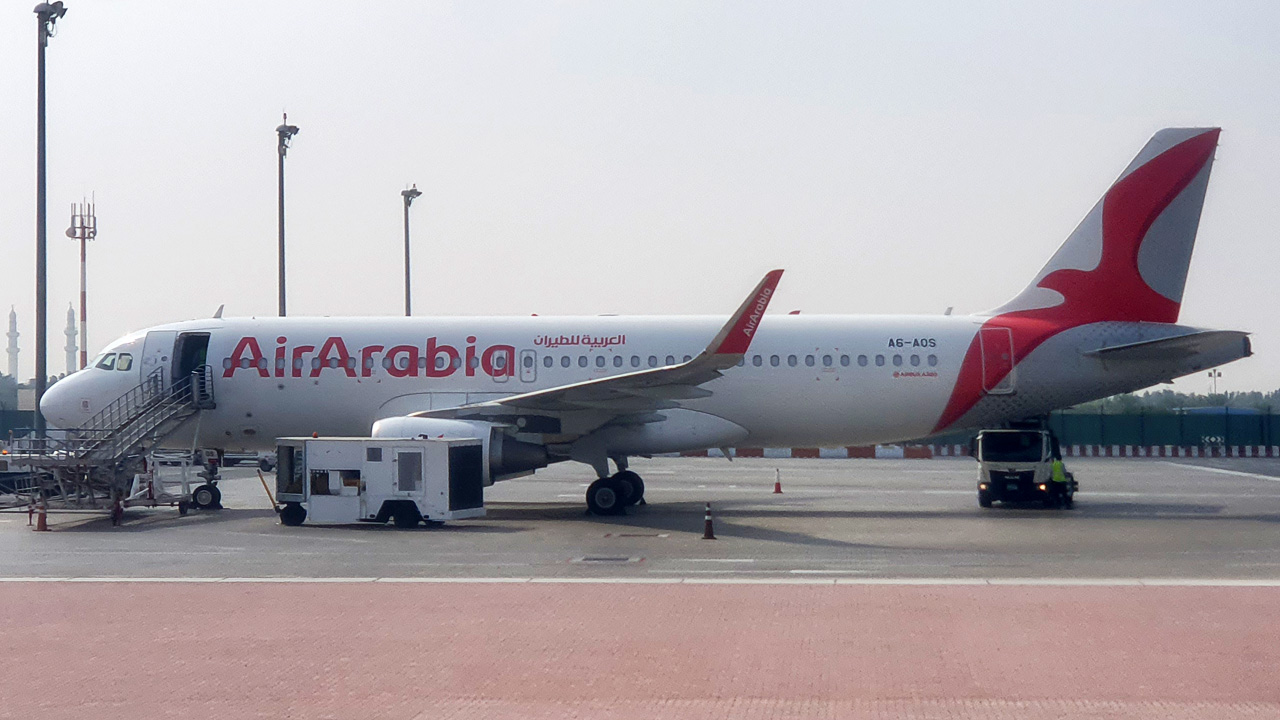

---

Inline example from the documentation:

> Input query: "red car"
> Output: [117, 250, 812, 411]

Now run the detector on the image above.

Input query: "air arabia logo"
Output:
[222, 336, 515, 380]
[742, 288, 772, 338]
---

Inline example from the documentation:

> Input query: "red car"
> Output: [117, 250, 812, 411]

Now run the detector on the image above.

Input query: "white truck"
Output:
[974, 429, 1077, 509]
[274, 437, 486, 528]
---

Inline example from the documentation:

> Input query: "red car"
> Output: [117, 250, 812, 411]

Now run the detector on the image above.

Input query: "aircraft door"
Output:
[979, 326, 1016, 395]
[173, 332, 212, 398]
[519, 349, 536, 383]
[140, 331, 177, 389]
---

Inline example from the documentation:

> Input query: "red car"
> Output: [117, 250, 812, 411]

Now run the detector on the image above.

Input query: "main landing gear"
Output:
[586, 470, 646, 516]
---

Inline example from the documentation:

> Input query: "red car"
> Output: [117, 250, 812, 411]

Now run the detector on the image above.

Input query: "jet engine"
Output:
[370, 416, 549, 484]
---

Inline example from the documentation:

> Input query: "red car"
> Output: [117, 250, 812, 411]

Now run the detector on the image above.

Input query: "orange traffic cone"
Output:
[702, 502, 716, 540]
[35, 501, 49, 532]
[773, 468, 783, 494]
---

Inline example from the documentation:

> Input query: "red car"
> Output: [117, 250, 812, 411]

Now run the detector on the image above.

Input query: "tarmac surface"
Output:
[3, 457, 1279, 718]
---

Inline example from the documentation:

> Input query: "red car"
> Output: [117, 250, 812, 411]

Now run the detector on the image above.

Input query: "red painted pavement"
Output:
[1, 583, 1277, 718]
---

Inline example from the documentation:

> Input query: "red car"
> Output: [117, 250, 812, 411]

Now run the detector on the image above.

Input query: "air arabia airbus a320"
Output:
[41, 128, 1251, 514]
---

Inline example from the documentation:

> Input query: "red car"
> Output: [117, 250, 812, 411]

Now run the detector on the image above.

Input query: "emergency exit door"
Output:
[979, 326, 1016, 395]
[519, 350, 537, 382]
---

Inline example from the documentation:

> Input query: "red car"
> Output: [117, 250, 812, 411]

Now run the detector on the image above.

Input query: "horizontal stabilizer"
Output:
[1084, 330, 1251, 362]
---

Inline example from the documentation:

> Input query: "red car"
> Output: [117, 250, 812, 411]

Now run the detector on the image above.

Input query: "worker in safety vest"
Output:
[1050, 450, 1071, 496]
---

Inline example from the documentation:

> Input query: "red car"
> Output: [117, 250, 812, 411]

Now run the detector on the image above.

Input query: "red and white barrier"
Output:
[668, 444, 1280, 459]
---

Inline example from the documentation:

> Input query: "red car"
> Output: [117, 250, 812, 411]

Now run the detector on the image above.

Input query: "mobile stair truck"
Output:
[274, 437, 486, 528]
[974, 428, 1077, 509]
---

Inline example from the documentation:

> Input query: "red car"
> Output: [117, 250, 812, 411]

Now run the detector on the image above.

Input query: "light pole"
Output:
[66, 198, 96, 369]
[34, 1, 67, 435]
[401, 185, 422, 316]
[1208, 370, 1222, 395]
[275, 114, 299, 316]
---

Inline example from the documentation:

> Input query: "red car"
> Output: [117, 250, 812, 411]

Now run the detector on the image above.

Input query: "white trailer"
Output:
[274, 437, 485, 528]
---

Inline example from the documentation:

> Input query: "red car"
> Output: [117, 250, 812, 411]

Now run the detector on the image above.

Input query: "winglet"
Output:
[704, 269, 784, 357]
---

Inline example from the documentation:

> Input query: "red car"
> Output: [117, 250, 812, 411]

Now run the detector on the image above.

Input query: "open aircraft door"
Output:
[979, 326, 1016, 395]
[140, 331, 177, 390]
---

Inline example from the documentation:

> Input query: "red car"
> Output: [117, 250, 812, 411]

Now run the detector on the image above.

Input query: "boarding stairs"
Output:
[5, 366, 215, 501]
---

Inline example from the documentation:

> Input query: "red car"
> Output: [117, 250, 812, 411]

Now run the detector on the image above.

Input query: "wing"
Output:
[411, 270, 784, 436]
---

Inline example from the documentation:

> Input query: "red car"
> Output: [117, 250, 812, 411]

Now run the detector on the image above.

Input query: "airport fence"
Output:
[926, 411, 1280, 458]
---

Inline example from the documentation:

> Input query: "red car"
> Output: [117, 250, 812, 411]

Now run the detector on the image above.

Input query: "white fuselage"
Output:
[42, 312, 1240, 458]
[46, 314, 978, 450]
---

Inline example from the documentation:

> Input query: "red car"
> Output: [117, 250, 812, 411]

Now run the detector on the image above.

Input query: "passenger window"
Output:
[665, 355, 675, 366]
[417, 357, 427, 369]
[893, 354, 903, 367]
[437, 356, 448, 370]
[561, 356, 571, 368]
[805, 355, 815, 367]
[858, 355, 868, 367]
[910, 354, 920, 367]
[822, 355, 832, 367]
[648, 356, 659, 367]
[452, 357, 463, 369]
[381, 357, 393, 369]
[221, 358, 232, 371]
[116, 353, 134, 371]
[578, 356, 588, 368]
[543, 356, 553, 368]
[523, 355, 533, 368]
[787, 355, 798, 367]
[875, 355, 885, 367]
[95, 354, 116, 370]
[495, 355, 507, 370]
[683, 355, 692, 362]
[770, 355, 780, 367]
[595, 356, 605, 368]
[928, 354, 938, 367]
[736, 358, 745, 367]
[752, 355, 763, 367]
[613, 356, 623, 368]
[468, 357, 480, 369]
[631, 356, 641, 368]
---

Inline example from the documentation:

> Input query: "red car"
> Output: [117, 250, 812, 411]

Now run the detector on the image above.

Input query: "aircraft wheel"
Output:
[615, 471, 644, 506]
[192, 483, 220, 509]
[586, 477, 626, 516]
[279, 502, 306, 526]
[978, 491, 993, 508]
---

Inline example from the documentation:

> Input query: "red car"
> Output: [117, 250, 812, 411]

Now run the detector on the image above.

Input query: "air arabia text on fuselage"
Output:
[222, 336, 516, 379]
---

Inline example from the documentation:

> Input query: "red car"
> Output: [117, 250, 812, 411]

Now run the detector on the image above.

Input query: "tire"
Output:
[586, 477, 626, 516]
[978, 491, 993, 508]
[259, 458, 275, 473]
[392, 504, 421, 529]
[177, 501, 189, 516]
[192, 484, 217, 509]
[1063, 495, 1075, 509]
[279, 502, 306, 526]
[615, 471, 644, 506]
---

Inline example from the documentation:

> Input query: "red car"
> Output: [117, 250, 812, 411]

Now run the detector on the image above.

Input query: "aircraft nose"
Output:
[39, 376, 81, 430]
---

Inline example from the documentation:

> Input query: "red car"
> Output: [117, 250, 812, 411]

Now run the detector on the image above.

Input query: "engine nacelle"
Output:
[370, 416, 548, 484]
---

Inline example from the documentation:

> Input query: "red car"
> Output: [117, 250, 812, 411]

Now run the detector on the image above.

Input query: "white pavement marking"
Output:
[1160, 462, 1280, 482]
[1, 576, 1279, 586]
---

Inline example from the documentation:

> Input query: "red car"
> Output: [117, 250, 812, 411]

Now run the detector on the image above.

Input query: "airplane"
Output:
[39, 127, 1251, 515]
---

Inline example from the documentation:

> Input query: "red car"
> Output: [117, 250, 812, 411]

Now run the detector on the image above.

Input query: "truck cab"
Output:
[974, 429, 1076, 509]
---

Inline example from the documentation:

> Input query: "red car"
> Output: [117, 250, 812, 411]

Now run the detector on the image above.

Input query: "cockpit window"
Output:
[116, 353, 134, 372]
[95, 353, 117, 370]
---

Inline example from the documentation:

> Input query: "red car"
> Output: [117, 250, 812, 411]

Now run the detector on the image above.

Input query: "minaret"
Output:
[64, 304, 77, 376]
[6, 307, 17, 379]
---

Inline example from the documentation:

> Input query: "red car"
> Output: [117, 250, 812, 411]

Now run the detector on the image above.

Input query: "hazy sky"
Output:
[2, 2, 1277, 394]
